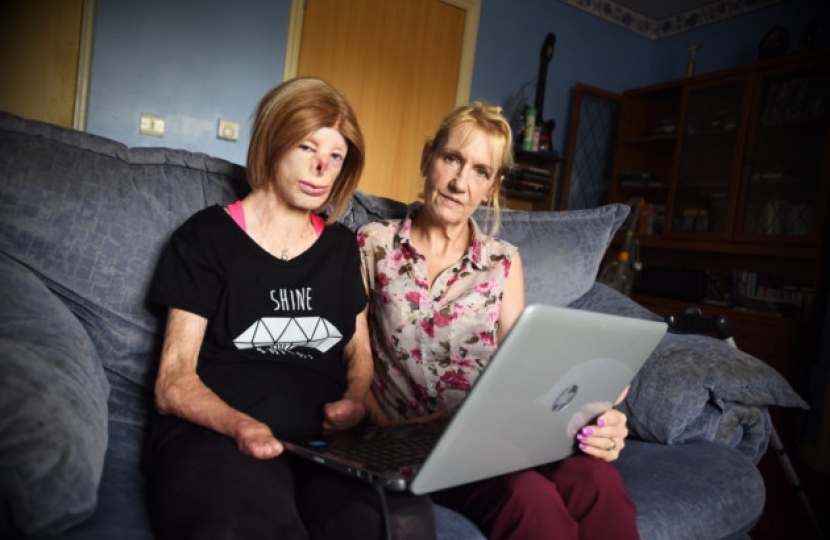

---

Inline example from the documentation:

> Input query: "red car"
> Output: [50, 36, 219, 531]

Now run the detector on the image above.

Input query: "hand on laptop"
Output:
[575, 386, 630, 462]
[322, 398, 366, 430]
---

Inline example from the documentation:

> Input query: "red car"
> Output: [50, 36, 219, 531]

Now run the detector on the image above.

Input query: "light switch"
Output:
[139, 113, 165, 137]
[218, 119, 239, 141]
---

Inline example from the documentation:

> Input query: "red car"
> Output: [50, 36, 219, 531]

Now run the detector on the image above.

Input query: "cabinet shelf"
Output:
[684, 127, 739, 136]
[618, 182, 668, 190]
[747, 175, 817, 185]
[624, 134, 676, 145]
[637, 235, 822, 258]
[503, 153, 561, 212]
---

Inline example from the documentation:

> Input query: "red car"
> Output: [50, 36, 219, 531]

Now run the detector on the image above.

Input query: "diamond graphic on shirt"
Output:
[234, 317, 343, 354]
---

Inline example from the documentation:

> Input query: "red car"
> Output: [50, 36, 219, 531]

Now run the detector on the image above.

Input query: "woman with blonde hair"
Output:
[360, 101, 640, 540]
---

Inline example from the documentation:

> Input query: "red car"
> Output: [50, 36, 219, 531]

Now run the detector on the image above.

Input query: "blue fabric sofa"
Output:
[0, 110, 808, 539]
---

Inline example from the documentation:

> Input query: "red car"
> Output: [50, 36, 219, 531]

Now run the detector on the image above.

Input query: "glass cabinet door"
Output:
[739, 64, 830, 242]
[669, 80, 747, 237]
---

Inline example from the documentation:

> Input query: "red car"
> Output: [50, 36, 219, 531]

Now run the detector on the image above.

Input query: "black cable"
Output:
[374, 481, 394, 540]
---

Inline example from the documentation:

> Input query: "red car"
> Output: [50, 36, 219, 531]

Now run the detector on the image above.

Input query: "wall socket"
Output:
[218, 119, 239, 141]
[139, 113, 165, 137]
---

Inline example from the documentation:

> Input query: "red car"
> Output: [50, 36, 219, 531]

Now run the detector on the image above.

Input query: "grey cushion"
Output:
[619, 330, 808, 463]
[341, 191, 630, 307]
[485, 204, 629, 306]
[0, 253, 109, 536]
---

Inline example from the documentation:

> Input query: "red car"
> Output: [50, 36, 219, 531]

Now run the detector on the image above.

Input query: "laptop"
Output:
[281, 304, 667, 495]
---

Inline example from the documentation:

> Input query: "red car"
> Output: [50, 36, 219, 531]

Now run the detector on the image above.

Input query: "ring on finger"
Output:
[609, 439, 617, 451]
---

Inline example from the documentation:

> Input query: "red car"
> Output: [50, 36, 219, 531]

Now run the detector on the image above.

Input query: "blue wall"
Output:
[87, 0, 291, 165]
[85, 0, 827, 164]
[650, 0, 829, 83]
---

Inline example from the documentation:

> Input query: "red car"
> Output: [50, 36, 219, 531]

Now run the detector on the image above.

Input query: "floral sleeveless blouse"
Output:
[358, 211, 518, 421]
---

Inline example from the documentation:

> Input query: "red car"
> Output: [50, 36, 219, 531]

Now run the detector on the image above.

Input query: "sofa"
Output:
[0, 110, 809, 540]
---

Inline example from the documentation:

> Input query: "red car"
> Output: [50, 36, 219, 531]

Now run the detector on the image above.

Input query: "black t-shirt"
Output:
[147, 205, 367, 441]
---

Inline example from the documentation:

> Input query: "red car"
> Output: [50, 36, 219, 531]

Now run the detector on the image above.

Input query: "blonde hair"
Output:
[422, 102, 513, 234]
[246, 77, 365, 221]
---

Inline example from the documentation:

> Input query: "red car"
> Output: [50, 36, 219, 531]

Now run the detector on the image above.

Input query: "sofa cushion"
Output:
[614, 440, 764, 540]
[0, 253, 109, 537]
[485, 204, 629, 306]
[340, 192, 630, 307]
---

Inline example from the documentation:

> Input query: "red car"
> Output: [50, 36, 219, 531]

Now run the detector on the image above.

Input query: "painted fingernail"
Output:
[581, 427, 593, 436]
[579, 443, 587, 451]
[597, 418, 606, 427]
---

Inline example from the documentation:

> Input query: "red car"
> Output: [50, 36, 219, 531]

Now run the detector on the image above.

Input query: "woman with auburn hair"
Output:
[144, 77, 434, 540]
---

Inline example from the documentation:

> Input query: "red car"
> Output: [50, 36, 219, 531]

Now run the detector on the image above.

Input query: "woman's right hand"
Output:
[157, 308, 285, 460]
[234, 419, 283, 459]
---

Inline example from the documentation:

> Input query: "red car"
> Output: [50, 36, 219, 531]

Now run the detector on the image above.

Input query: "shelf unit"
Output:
[502, 150, 562, 211]
[607, 49, 830, 394]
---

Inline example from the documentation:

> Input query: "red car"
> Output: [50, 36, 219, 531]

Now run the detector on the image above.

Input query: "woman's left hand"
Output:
[576, 408, 629, 462]
[576, 386, 630, 462]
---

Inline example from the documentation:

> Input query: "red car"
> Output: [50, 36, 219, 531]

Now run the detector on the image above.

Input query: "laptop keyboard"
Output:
[326, 431, 439, 470]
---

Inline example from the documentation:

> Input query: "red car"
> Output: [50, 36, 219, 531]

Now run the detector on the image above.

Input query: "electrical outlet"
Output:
[218, 119, 239, 141]
[139, 113, 165, 137]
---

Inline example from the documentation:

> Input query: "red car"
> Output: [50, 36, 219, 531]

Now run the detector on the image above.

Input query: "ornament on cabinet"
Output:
[686, 43, 702, 76]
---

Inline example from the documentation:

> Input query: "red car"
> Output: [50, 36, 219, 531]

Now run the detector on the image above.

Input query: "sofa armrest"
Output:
[0, 253, 110, 537]
[568, 282, 808, 463]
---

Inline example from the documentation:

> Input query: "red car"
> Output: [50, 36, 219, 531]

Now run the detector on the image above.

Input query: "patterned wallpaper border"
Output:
[558, 0, 786, 39]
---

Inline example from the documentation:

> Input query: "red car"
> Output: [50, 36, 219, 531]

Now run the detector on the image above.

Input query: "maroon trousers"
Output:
[432, 454, 641, 540]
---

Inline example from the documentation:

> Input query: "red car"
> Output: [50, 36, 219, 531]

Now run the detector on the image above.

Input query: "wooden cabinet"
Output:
[608, 49, 830, 393]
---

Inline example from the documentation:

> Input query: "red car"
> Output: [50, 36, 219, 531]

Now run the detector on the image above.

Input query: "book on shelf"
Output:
[619, 172, 666, 188]
[653, 118, 676, 135]
[731, 270, 809, 318]
[504, 166, 552, 196]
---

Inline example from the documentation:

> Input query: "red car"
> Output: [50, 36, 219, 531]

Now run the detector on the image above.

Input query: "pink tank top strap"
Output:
[228, 200, 323, 237]
[226, 200, 246, 232]
[311, 213, 325, 237]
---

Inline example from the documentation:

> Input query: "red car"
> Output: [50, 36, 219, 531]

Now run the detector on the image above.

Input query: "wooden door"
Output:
[285, 0, 479, 203]
[0, 0, 94, 129]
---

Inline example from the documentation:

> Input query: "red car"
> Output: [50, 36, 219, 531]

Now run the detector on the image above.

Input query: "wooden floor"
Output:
[749, 450, 829, 540]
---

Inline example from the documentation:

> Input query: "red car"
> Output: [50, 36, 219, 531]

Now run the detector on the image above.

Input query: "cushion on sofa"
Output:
[573, 282, 808, 463]
[0, 253, 109, 537]
[341, 191, 630, 307]
[619, 331, 808, 463]
[488, 204, 629, 306]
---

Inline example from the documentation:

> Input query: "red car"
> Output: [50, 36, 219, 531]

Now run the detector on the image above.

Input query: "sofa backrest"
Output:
[0, 111, 249, 422]
[0, 111, 627, 424]
[341, 192, 630, 310]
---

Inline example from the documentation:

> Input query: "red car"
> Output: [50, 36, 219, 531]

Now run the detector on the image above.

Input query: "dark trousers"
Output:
[432, 454, 641, 540]
[146, 428, 434, 540]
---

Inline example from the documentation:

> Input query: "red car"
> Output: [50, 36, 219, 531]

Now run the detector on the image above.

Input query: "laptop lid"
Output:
[282, 304, 667, 494]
